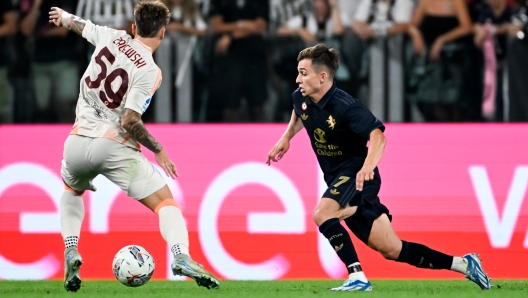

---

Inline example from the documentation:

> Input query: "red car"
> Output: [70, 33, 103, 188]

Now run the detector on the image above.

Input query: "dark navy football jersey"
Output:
[292, 83, 385, 184]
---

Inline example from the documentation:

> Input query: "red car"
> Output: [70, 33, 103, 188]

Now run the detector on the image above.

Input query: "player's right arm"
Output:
[49, 7, 118, 46]
[121, 109, 178, 179]
[48, 7, 86, 36]
[266, 110, 304, 165]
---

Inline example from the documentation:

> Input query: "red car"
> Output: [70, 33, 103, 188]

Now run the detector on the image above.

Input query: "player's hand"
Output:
[266, 136, 290, 166]
[429, 38, 444, 61]
[215, 35, 231, 55]
[49, 7, 65, 27]
[155, 150, 179, 179]
[353, 22, 374, 40]
[356, 166, 375, 191]
[411, 33, 425, 55]
[236, 20, 257, 31]
[167, 21, 185, 32]
[473, 25, 486, 48]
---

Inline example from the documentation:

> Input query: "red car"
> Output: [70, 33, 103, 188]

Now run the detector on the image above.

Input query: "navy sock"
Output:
[396, 240, 453, 270]
[319, 218, 360, 273]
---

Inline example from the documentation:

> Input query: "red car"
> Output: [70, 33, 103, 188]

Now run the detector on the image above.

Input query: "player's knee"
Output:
[379, 245, 401, 260]
[313, 208, 332, 227]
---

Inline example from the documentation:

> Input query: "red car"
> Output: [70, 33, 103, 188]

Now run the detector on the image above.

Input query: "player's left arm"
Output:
[121, 108, 178, 179]
[48, 7, 86, 36]
[121, 109, 163, 154]
[356, 128, 387, 190]
[344, 104, 387, 191]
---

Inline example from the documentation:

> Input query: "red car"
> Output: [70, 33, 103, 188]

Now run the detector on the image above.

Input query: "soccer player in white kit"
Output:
[48, 1, 220, 292]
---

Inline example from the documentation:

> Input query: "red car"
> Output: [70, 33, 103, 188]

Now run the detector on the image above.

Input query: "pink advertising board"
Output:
[0, 124, 527, 280]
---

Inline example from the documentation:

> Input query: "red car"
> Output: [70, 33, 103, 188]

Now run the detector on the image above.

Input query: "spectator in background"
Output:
[405, 0, 473, 121]
[208, 0, 269, 122]
[474, 0, 513, 121]
[304, 0, 349, 86]
[76, 0, 134, 32]
[352, 0, 414, 40]
[272, 0, 313, 44]
[0, 0, 17, 123]
[305, 0, 345, 42]
[20, 0, 81, 123]
[270, 0, 313, 121]
[338, 0, 362, 27]
[165, 0, 207, 36]
[507, 0, 528, 121]
[342, 0, 414, 98]
[163, 0, 209, 122]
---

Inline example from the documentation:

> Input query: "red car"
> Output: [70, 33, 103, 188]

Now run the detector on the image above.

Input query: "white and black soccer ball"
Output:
[112, 245, 155, 287]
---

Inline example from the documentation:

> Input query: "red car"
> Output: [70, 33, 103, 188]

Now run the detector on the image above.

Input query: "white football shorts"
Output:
[61, 135, 166, 200]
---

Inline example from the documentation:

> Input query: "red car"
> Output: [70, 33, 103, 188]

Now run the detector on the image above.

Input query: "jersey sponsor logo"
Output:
[314, 128, 327, 143]
[327, 115, 336, 130]
[301, 102, 307, 110]
[142, 97, 152, 113]
[301, 113, 308, 120]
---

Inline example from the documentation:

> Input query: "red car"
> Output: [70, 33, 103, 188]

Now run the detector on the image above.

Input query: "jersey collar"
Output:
[133, 39, 153, 53]
[307, 82, 337, 109]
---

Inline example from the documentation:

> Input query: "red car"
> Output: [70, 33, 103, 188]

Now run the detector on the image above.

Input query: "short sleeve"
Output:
[392, 0, 414, 23]
[344, 103, 385, 139]
[292, 89, 303, 117]
[354, 0, 372, 23]
[82, 20, 124, 46]
[124, 67, 162, 115]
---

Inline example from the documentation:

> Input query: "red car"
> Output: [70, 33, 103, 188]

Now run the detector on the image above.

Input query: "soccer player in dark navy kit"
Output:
[266, 44, 492, 292]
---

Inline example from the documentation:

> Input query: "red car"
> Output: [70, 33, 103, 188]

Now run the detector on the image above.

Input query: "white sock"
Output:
[348, 262, 369, 283]
[158, 206, 190, 256]
[451, 256, 468, 274]
[60, 191, 84, 249]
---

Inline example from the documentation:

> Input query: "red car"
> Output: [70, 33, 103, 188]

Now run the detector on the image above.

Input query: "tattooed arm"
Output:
[121, 108, 163, 153]
[48, 7, 86, 35]
[121, 108, 178, 179]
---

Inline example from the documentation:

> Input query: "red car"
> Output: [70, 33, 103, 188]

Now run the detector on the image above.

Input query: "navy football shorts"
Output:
[322, 168, 392, 244]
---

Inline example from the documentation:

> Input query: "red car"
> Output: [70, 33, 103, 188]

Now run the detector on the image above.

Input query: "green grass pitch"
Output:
[0, 280, 526, 298]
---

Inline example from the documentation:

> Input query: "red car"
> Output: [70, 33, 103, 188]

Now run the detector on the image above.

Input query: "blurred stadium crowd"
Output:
[0, 0, 528, 124]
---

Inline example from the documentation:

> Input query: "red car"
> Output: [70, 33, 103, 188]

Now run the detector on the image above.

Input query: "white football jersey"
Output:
[71, 20, 162, 150]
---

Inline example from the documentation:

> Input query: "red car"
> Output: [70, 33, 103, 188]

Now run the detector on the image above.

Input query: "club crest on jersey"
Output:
[302, 102, 307, 110]
[327, 115, 336, 130]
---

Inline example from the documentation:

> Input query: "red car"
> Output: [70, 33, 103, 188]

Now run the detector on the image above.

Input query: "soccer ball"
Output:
[112, 245, 155, 287]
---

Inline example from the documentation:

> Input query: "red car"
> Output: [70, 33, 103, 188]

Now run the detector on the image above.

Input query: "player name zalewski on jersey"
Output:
[113, 37, 148, 69]
[73, 21, 162, 151]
